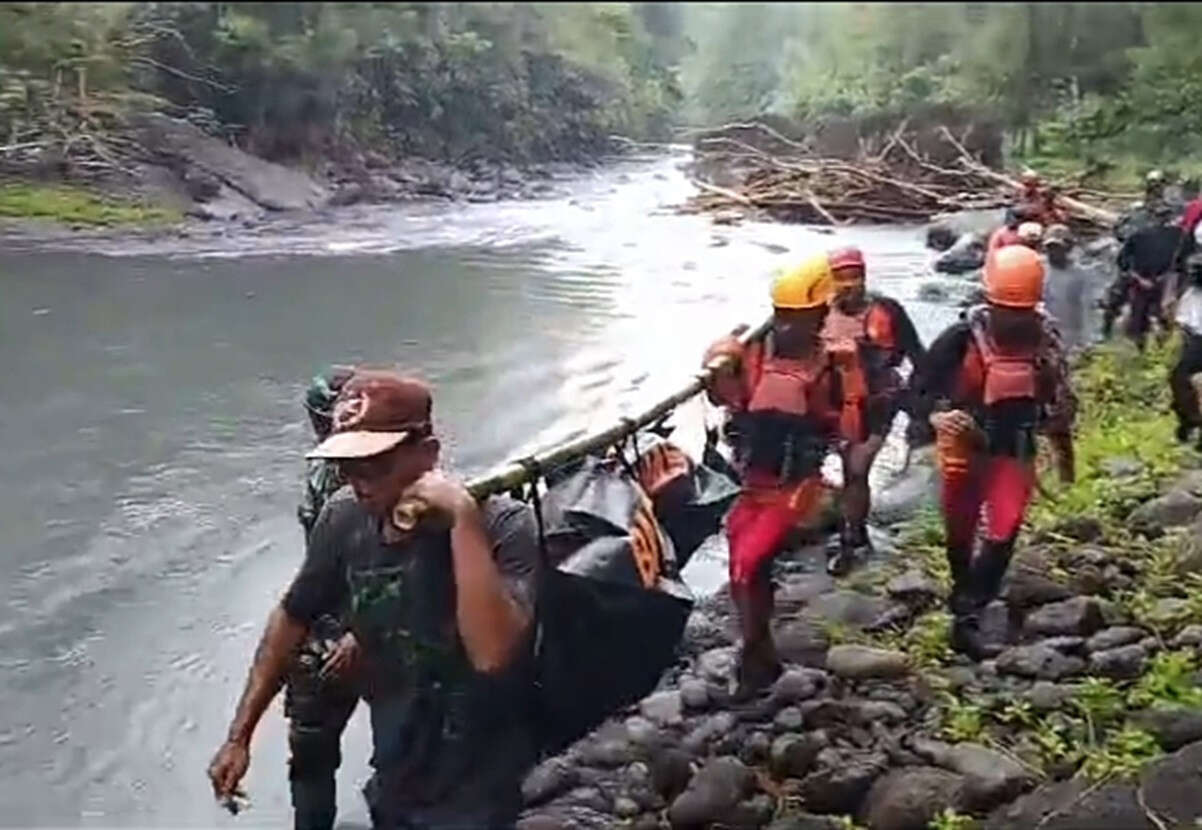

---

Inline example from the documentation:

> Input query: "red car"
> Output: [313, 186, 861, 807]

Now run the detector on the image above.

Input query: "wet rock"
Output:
[800, 698, 860, 729]
[766, 815, 847, 830]
[857, 701, 907, 725]
[1046, 515, 1105, 544]
[682, 712, 737, 755]
[996, 643, 1086, 680]
[861, 767, 969, 830]
[641, 690, 683, 726]
[1087, 626, 1146, 653]
[940, 666, 977, 691]
[625, 716, 666, 750]
[517, 806, 616, 830]
[826, 645, 909, 680]
[1024, 597, 1104, 637]
[1153, 597, 1190, 623]
[683, 611, 728, 654]
[773, 618, 830, 667]
[1088, 644, 1148, 679]
[667, 756, 754, 829]
[1176, 519, 1202, 579]
[934, 233, 986, 275]
[772, 668, 826, 704]
[774, 706, 804, 733]
[777, 573, 837, 615]
[1040, 636, 1087, 656]
[1024, 681, 1076, 713]
[926, 223, 959, 252]
[805, 590, 894, 629]
[1002, 549, 1073, 609]
[886, 570, 940, 605]
[698, 647, 737, 683]
[680, 678, 710, 711]
[1099, 456, 1143, 478]
[1130, 489, 1202, 530]
[913, 738, 1036, 809]
[649, 748, 695, 801]
[740, 730, 772, 766]
[523, 758, 579, 806]
[984, 777, 1150, 830]
[1133, 707, 1202, 750]
[613, 796, 640, 819]
[917, 282, 950, 302]
[1065, 563, 1108, 596]
[1140, 738, 1202, 825]
[797, 750, 888, 815]
[770, 733, 823, 779]
[1171, 624, 1202, 649]
[578, 736, 637, 768]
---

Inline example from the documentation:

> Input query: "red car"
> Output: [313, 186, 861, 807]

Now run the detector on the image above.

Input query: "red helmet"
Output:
[828, 246, 865, 273]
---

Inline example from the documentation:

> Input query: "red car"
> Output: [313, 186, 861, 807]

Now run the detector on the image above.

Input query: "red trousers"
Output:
[727, 472, 826, 587]
[940, 455, 1035, 550]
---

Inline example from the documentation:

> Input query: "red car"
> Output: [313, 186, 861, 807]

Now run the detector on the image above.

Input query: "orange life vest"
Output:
[748, 354, 827, 416]
[822, 306, 873, 441]
[969, 319, 1039, 406]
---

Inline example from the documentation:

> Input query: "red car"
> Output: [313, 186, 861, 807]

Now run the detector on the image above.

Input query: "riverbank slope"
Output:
[520, 338, 1202, 830]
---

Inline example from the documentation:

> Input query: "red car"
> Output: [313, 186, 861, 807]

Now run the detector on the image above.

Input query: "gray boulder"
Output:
[913, 738, 1036, 809]
[770, 733, 824, 779]
[798, 751, 888, 815]
[1088, 644, 1148, 679]
[934, 232, 986, 275]
[1133, 707, 1202, 751]
[1023, 597, 1104, 637]
[1086, 626, 1146, 653]
[996, 644, 1086, 680]
[825, 645, 909, 680]
[667, 757, 754, 829]
[860, 767, 970, 830]
[1130, 489, 1202, 530]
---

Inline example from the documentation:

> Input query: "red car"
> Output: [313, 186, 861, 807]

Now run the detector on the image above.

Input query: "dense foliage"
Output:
[0, 2, 687, 164]
[680, 3, 1202, 168]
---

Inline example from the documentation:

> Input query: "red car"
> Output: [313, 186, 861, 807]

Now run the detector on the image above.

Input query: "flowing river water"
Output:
[0, 150, 973, 826]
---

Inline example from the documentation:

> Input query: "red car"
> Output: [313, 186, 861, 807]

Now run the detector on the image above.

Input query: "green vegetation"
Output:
[678, 4, 1202, 185]
[0, 182, 178, 226]
[928, 809, 978, 830]
[0, 3, 688, 165]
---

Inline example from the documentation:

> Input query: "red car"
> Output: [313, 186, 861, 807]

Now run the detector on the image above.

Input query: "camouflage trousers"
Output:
[284, 615, 359, 830]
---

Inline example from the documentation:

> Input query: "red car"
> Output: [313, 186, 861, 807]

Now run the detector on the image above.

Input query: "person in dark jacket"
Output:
[1103, 203, 1183, 350]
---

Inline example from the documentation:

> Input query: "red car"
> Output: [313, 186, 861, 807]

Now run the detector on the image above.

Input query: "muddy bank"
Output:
[520, 344, 1202, 830]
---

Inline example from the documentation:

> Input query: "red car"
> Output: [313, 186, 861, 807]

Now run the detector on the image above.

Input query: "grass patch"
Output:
[0, 182, 179, 227]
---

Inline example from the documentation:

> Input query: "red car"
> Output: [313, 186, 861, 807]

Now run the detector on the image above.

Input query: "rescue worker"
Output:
[1016, 222, 1044, 251]
[210, 370, 542, 829]
[1106, 201, 1183, 350]
[1168, 254, 1202, 448]
[988, 206, 1038, 253]
[821, 246, 926, 575]
[1019, 169, 1043, 205]
[1041, 225, 1095, 352]
[287, 366, 361, 830]
[1037, 186, 1068, 228]
[910, 246, 1077, 659]
[703, 253, 849, 697]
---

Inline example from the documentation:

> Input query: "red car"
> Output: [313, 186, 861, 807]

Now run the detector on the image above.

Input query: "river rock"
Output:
[680, 678, 710, 711]
[773, 618, 830, 666]
[1130, 489, 1202, 530]
[1171, 624, 1202, 649]
[934, 232, 986, 274]
[517, 806, 616, 830]
[766, 815, 848, 830]
[641, 690, 683, 726]
[798, 750, 888, 815]
[667, 757, 754, 829]
[857, 700, 908, 725]
[1024, 597, 1104, 637]
[698, 647, 737, 683]
[917, 282, 950, 302]
[996, 643, 1086, 680]
[826, 645, 909, 680]
[805, 590, 894, 629]
[523, 758, 580, 806]
[1133, 707, 1202, 750]
[613, 796, 640, 819]
[860, 767, 970, 830]
[1138, 739, 1202, 824]
[774, 706, 804, 733]
[984, 776, 1151, 829]
[1039, 636, 1087, 656]
[1088, 643, 1148, 679]
[740, 730, 773, 766]
[770, 733, 823, 779]
[1002, 548, 1073, 608]
[913, 738, 1036, 809]
[682, 712, 737, 755]
[1152, 597, 1190, 625]
[926, 224, 959, 252]
[625, 716, 666, 750]
[683, 611, 728, 655]
[800, 698, 859, 729]
[772, 668, 826, 704]
[886, 570, 940, 605]
[1100, 456, 1143, 478]
[649, 748, 695, 801]
[1024, 680, 1076, 712]
[777, 573, 837, 614]
[1087, 626, 1146, 652]
[577, 732, 637, 768]
[1176, 517, 1202, 578]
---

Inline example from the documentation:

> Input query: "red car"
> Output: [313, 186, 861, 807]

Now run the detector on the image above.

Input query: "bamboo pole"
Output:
[465, 316, 772, 499]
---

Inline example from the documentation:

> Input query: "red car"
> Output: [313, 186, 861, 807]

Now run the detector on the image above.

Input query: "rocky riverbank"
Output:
[0, 112, 609, 231]
[518, 340, 1202, 830]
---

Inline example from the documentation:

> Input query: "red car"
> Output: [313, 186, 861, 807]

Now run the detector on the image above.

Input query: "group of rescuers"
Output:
[206, 170, 1202, 830]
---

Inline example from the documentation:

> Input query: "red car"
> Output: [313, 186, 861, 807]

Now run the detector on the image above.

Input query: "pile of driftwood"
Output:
[679, 121, 1117, 229]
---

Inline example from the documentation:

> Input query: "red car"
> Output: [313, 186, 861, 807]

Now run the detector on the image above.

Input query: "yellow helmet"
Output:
[771, 253, 834, 309]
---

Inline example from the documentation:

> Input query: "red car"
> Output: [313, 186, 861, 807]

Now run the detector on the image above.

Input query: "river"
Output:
[0, 150, 967, 826]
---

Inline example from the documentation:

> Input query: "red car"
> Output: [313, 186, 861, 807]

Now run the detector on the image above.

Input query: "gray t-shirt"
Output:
[283, 489, 540, 824]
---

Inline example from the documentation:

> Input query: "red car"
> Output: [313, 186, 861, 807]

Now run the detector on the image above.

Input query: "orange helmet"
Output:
[985, 245, 1044, 309]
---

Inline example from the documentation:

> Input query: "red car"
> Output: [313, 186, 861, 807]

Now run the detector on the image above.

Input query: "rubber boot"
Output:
[827, 521, 871, 577]
[974, 538, 1016, 607]
[945, 543, 993, 661]
[731, 576, 782, 701]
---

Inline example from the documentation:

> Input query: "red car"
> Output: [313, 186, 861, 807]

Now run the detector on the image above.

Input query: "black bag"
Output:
[531, 454, 694, 757]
